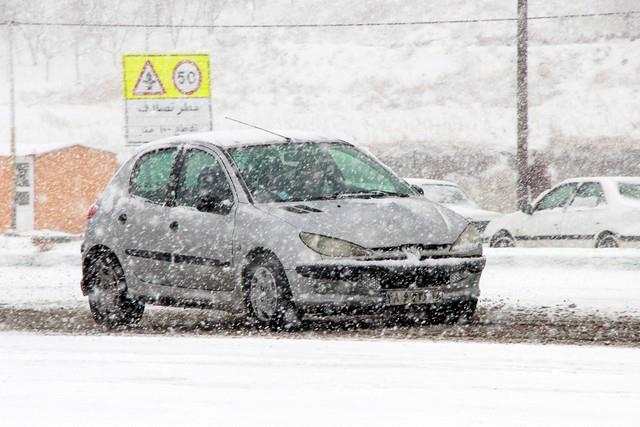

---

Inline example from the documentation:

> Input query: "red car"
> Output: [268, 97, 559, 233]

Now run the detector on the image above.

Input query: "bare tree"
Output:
[98, 0, 134, 64]
[64, 0, 102, 82]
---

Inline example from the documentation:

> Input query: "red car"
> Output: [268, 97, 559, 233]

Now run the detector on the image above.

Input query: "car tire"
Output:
[86, 252, 145, 328]
[596, 233, 619, 248]
[490, 230, 515, 248]
[244, 253, 303, 331]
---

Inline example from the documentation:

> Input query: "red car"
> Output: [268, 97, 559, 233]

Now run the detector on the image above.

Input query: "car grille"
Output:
[363, 244, 452, 261]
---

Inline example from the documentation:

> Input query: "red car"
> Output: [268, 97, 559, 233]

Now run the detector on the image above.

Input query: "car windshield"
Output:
[421, 184, 476, 207]
[227, 142, 414, 203]
[618, 183, 640, 200]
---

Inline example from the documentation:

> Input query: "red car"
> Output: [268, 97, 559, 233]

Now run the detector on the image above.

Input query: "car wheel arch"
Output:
[81, 245, 124, 295]
[490, 229, 515, 247]
[595, 230, 619, 247]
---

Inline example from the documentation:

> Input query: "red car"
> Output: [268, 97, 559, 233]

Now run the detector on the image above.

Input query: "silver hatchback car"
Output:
[82, 130, 485, 329]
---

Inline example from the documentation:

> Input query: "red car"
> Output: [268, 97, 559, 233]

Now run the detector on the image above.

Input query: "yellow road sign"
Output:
[123, 54, 211, 100]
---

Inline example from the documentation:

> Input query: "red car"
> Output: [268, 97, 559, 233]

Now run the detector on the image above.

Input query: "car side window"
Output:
[175, 149, 233, 208]
[570, 182, 605, 209]
[534, 183, 578, 212]
[130, 148, 178, 204]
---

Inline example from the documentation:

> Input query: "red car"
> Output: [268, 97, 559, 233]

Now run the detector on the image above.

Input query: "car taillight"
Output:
[87, 204, 98, 221]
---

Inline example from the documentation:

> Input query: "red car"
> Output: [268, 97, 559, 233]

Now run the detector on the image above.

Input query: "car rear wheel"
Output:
[596, 234, 619, 248]
[245, 254, 302, 331]
[490, 231, 515, 248]
[86, 253, 144, 328]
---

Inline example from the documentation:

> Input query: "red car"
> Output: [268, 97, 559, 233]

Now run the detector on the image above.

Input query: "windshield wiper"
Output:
[331, 190, 410, 199]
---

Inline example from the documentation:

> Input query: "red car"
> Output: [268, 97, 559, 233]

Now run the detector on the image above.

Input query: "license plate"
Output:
[385, 289, 438, 306]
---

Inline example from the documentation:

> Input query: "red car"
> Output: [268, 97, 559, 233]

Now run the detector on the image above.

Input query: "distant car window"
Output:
[421, 185, 474, 206]
[570, 182, 605, 208]
[175, 149, 233, 208]
[535, 183, 578, 212]
[130, 148, 178, 204]
[618, 183, 640, 200]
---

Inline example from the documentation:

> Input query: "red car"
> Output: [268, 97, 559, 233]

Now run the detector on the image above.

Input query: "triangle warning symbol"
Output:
[132, 61, 165, 96]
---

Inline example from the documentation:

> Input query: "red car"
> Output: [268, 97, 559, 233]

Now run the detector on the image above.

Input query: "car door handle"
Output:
[169, 221, 179, 231]
[117, 213, 127, 223]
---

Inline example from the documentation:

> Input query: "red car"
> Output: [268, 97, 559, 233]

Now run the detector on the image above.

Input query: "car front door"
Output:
[120, 146, 181, 286]
[516, 183, 578, 246]
[165, 147, 236, 291]
[560, 182, 608, 247]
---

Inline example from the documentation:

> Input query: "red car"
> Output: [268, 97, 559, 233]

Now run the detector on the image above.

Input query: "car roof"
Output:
[560, 176, 640, 184]
[404, 177, 458, 187]
[141, 129, 344, 150]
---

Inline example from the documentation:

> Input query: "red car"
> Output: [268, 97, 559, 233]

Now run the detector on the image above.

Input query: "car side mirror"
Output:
[411, 184, 424, 195]
[196, 192, 233, 215]
[524, 203, 534, 215]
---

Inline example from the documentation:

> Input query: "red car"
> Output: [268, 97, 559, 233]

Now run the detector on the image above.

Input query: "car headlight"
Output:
[300, 232, 370, 257]
[451, 224, 482, 253]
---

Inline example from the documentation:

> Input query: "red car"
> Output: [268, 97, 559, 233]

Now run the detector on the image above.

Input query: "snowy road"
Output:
[2, 236, 640, 345]
[1, 332, 639, 426]
[2, 236, 640, 317]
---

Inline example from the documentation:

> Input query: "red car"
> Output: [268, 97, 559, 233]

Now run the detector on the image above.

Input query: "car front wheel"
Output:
[86, 253, 144, 328]
[490, 230, 516, 248]
[596, 233, 619, 248]
[245, 254, 302, 331]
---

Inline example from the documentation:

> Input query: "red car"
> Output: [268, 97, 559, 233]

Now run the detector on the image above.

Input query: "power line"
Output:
[2, 10, 639, 30]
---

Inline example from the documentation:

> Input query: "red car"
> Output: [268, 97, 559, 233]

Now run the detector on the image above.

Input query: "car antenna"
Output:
[225, 117, 291, 142]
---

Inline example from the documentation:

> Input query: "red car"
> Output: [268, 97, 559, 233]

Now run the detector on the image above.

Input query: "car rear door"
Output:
[164, 146, 236, 291]
[119, 146, 181, 286]
[560, 182, 608, 247]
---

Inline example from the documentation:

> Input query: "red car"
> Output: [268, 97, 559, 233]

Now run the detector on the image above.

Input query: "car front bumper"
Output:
[287, 256, 485, 314]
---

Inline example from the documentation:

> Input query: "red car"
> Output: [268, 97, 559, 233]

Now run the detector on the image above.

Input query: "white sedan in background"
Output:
[485, 177, 640, 248]
[405, 178, 501, 233]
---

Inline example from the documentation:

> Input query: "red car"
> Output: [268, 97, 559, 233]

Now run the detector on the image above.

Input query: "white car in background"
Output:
[485, 177, 640, 248]
[405, 178, 501, 233]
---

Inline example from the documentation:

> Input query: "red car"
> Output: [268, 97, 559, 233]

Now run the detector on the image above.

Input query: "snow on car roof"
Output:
[142, 129, 344, 150]
[404, 177, 458, 187]
[561, 176, 640, 184]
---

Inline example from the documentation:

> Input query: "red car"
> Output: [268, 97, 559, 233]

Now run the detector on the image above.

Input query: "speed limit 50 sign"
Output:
[123, 54, 212, 145]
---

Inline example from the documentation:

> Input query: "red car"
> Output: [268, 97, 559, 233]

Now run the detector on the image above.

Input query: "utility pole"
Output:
[516, 0, 529, 211]
[7, 22, 17, 229]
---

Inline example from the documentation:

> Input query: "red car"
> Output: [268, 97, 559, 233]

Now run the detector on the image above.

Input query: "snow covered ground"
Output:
[1, 332, 639, 426]
[2, 235, 640, 317]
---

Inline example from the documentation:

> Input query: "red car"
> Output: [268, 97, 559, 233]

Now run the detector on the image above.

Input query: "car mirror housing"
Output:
[411, 184, 424, 195]
[524, 203, 534, 215]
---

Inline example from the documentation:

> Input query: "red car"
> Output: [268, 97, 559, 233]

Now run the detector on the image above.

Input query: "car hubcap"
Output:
[250, 267, 278, 322]
[599, 237, 618, 248]
[495, 237, 514, 247]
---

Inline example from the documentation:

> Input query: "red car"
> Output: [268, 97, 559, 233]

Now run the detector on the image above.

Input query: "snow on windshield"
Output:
[227, 142, 414, 203]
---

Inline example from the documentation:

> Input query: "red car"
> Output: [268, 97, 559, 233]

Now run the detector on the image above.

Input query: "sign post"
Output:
[123, 54, 212, 145]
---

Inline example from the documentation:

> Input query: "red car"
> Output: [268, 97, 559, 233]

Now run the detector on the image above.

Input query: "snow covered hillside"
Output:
[1, 0, 639, 155]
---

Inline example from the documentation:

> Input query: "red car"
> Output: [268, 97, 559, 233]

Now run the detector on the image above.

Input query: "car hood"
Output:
[258, 197, 467, 248]
[443, 204, 501, 222]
